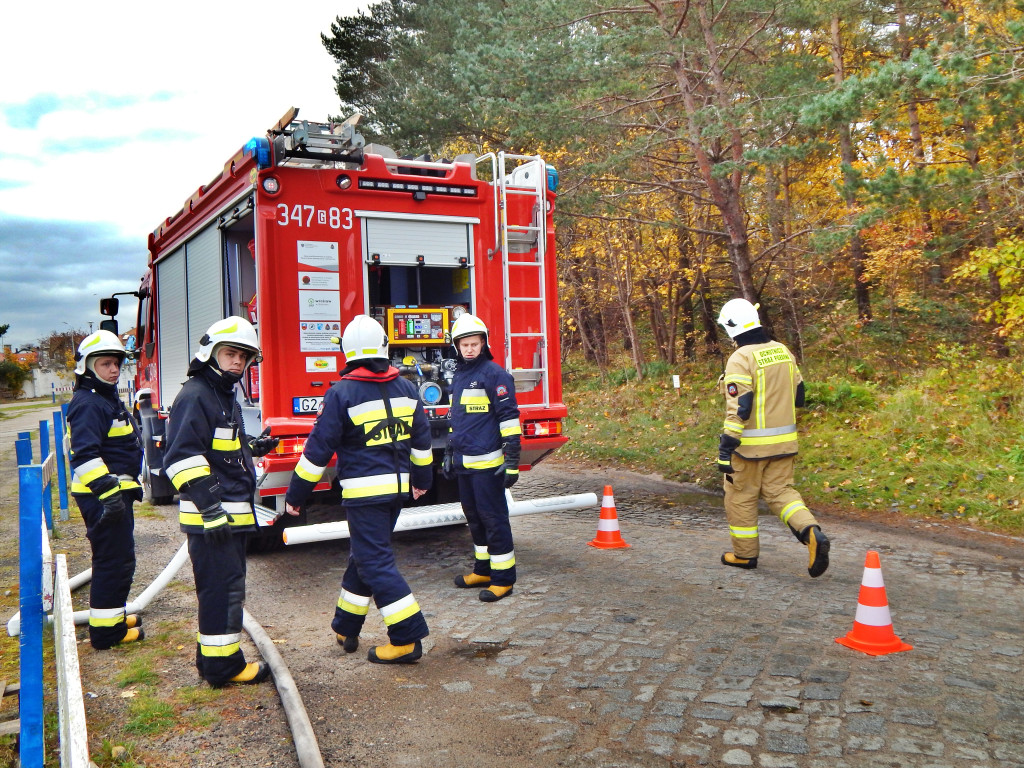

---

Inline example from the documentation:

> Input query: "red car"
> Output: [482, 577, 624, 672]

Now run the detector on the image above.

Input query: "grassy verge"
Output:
[561, 351, 1024, 534]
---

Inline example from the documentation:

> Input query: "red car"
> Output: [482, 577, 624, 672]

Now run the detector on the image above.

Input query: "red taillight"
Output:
[274, 437, 307, 456]
[523, 420, 562, 437]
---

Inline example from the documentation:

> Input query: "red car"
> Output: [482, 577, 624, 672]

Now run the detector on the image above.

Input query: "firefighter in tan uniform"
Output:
[716, 299, 830, 577]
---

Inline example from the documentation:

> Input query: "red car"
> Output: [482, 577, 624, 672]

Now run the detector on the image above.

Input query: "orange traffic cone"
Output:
[836, 550, 912, 656]
[588, 485, 630, 549]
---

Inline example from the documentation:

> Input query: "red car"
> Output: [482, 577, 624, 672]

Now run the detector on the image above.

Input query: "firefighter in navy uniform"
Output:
[716, 298, 830, 577]
[67, 330, 144, 649]
[444, 314, 522, 602]
[163, 317, 278, 687]
[284, 315, 432, 664]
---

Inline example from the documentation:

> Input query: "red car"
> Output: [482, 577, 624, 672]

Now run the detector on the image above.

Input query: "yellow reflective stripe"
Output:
[410, 447, 432, 466]
[729, 526, 758, 538]
[380, 594, 420, 626]
[755, 366, 766, 428]
[499, 419, 522, 437]
[462, 449, 503, 470]
[295, 454, 325, 483]
[342, 481, 408, 499]
[198, 638, 241, 658]
[723, 421, 744, 436]
[79, 464, 110, 486]
[779, 501, 807, 524]
[71, 482, 90, 494]
[119, 480, 141, 491]
[723, 374, 752, 385]
[171, 466, 210, 490]
[490, 551, 515, 570]
[340, 473, 409, 498]
[338, 590, 371, 616]
[349, 402, 388, 424]
[179, 511, 255, 528]
[89, 607, 125, 627]
[349, 397, 417, 424]
[97, 486, 120, 500]
[211, 438, 242, 451]
[107, 423, 134, 437]
[740, 433, 798, 446]
[474, 545, 489, 561]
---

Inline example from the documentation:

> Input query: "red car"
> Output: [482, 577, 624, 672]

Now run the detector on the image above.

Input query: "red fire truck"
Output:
[101, 108, 569, 545]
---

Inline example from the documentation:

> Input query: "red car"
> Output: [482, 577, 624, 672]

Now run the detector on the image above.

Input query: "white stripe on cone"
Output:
[861, 567, 885, 588]
[853, 603, 895, 627]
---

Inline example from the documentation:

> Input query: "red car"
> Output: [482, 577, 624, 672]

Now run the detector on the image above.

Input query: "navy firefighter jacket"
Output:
[67, 374, 143, 498]
[448, 355, 522, 471]
[163, 365, 257, 534]
[286, 366, 433, 508]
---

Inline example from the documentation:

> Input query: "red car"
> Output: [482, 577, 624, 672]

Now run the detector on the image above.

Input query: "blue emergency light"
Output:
[245, 137, 272, 169]
[546, 164, 559, 193]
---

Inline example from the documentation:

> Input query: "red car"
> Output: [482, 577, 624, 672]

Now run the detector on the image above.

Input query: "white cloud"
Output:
[0, 0, 367, 349]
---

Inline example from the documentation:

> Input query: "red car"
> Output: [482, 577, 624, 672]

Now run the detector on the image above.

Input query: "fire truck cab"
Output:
[112, 108, 568, 544]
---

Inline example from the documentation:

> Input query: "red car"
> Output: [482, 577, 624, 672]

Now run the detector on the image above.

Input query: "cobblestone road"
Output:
[246, 462, 1024, 768]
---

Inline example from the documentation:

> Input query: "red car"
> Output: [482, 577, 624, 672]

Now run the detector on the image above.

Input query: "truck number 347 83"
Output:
[276, 204, 353, 230]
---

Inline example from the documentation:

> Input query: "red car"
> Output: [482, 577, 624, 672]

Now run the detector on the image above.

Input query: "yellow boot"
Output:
[454, 573, 491, 588]
[226, 662, 271, 685]
[479, 585, 513, 603]
[367, 640, 422, 664]
[120, 627, 145, 644]
[125, 614, 141, 629]
[721, 552, 758, 570]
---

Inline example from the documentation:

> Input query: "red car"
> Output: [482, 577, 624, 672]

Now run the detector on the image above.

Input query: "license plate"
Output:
[293, 396, 323, 414]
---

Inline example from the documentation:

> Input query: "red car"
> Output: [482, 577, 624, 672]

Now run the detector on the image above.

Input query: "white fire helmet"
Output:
[717, 299, 762, 339]
[74, 330, 126, 375]
[341, 315, 389, 362]
[194, 316, 262, 369]
[451, 314, 488, 344]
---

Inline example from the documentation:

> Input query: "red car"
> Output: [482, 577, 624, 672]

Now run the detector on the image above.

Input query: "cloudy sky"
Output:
[0, 1, 366, 350]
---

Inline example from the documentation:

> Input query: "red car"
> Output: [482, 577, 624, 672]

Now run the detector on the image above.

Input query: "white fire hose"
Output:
[283, 491, 598, 545]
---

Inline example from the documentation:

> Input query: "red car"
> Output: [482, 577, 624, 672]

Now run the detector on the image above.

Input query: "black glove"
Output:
[200, 503, 233, 545]
[717, 433, 741, 473]
[494, 437, 521, 489]
[249, 427, 279, 458]
[96, 491, 126, 529]
[442, 444, 455, 480]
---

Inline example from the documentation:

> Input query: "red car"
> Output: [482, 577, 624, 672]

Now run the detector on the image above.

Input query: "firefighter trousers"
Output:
[723, 454, 818, 560]
[332, 501, 429, 646]
[76, 493, 136, 649]
[187, 532, 249, 686]
[457, 469, 516, 587]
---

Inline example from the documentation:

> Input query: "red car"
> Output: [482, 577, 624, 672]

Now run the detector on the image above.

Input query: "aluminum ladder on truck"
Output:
[478, 151, 551, 407]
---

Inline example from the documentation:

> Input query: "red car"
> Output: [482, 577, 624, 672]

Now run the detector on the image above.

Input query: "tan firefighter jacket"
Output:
[720, 341, 802, 459]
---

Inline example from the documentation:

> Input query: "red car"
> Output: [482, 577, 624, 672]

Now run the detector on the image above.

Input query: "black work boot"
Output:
[801, 525, 830, 578]
[336, 634, 359, 653]
[721, 552, 758, 570]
